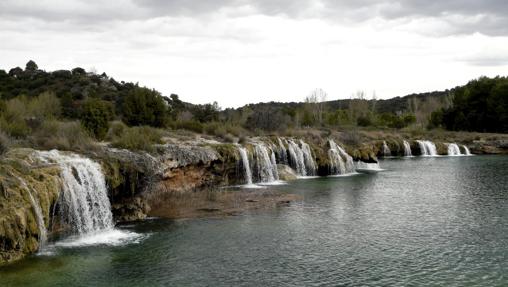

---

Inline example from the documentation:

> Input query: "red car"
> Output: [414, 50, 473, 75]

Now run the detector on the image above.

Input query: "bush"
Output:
[28, 92, 61, 120]
[0, 130, 11, 155]
[81, 98, 114, 140]
[0, 118, 31, 138]
[105, 121, 127, 141]
[175, 120, 203, 133]
[357, 116, 372, 127]
[111, 126, 163, 152]
[31, 120, 94, 151]
[122, 87, 167, 127]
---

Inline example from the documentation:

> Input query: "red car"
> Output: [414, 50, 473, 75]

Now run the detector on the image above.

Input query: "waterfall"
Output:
[287, 140, 306, 176]
[447, 143, 462, 156]
[382, 141, 391, 157]
[286, 139, 317, 176]
[270, 150, 279, 181]
[403, 140, 412, 157]
[15, 175, 47, 252]
[300, 140, 317, 176]
[37, 150, 114, 236]
[277, 138, 288, 164]
[328, 140, 355, 175]
[335, 144, 355, 173]
[237, 146, 253, 185]
[416, 140, 437, 156]
[253, 143, 278, 182]
[463, 145, 472, 155]
[328, 140, 346, 175]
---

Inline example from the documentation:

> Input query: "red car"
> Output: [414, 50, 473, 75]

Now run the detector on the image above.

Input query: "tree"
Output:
[192, 101, 220, 123]
[81, 99, 114, 140]
[305, 88, 327, 125]
[122, 87, 167, 127]
[25, 60, 38, 71]
[71, 67, 86, 75]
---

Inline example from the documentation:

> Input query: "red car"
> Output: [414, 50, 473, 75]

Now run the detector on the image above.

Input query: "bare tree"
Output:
[305, 88, 327, 125]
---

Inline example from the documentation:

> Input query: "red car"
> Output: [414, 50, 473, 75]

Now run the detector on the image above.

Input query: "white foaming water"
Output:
[336, 144, 355, 173]
[403, 140, 412, 157]
[237, 146, 253, 185]
[328, 140, 356, 175]
[356, 161, 383, 172]
[270, 150, 279, 180]
[447, 143, 462, 156]
[253, 143, 279, 182]
[37, 150, 113, 235]
[382, 141, 391, 157]
[15, 175, 47, 252]
[54, 229, 145, 248]
[300, 140, 317, 176]
[463, 145, 472, 155]
[416, 140, 438, 156]
[277, 138, 288, 164]
[36, 150, 141, 249]
[287, 140, 306, 176]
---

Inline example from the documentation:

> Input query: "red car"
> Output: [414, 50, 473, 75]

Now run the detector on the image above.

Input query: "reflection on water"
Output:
[1, 156, 507, 286]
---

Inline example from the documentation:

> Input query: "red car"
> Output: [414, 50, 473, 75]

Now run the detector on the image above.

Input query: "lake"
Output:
[1, 155, 507, 286]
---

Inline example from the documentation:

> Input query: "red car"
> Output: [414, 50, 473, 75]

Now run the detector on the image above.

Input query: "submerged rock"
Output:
[277, 164, 298, 181]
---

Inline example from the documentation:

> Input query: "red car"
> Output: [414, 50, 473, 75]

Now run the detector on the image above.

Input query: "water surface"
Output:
[1, 156, 507, 286]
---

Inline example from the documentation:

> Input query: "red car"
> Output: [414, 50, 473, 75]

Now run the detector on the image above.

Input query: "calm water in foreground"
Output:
[1, 155, 507, 286]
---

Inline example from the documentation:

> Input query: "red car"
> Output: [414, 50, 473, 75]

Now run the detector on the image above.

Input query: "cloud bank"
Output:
[1, 0, 507, 107]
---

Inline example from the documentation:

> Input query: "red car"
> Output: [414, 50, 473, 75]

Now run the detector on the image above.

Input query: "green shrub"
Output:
[0, 130, 11, 155]
[31, 120, 94, 151]
[203, 122, 221, 135]
[0, 118, 31, 138]
[175, 120, 203, 133]
[111, 126, 163, 152]
[122, 87, 167, 127]
[357, 116, 372, 127]
[81, 98, 114, 140]
[105, 121, 127, 141]
[28, 92, 61, 120]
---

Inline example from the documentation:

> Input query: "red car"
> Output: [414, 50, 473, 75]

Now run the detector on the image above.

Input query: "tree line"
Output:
[1, 61, 506, 152]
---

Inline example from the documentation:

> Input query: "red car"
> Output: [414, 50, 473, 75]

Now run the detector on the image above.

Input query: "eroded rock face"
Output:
[0, 149, 61, 265]
[471, 140, 508, 154]
[95, 142, 238, 223]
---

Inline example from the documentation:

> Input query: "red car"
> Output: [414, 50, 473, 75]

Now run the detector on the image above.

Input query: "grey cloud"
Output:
[460, 54, 508, 66]
[1, 0, 508, 36]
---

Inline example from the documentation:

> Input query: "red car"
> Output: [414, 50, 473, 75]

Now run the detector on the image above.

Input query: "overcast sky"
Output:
[1, 0, 507, 107]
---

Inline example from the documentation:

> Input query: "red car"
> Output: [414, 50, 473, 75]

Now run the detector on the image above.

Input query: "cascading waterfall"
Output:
[287, 140, 306, 176]
[382, 141, 391, 157]
[277, 138, 288, 164]
[335, 144, 355, 173]
[403, 140, 412, 157]
[15, 175, 47, 251]
[286, 139, 318, 176]
[416, 140, 437, 156]
[37, 150, 113, 236]
[447, 143, 462, 156]
[270, 150, 279, 180]
[253, 143, 279, 182]
[237, 146, 253, 185]
[463, 145, 472, 155]
[300, 140, 317, 176]
[328, 140, 346, 175]
[328, 140, 356, 174]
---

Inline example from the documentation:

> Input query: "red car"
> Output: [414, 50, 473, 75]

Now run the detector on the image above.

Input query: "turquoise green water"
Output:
[1, 155, 507, 286]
